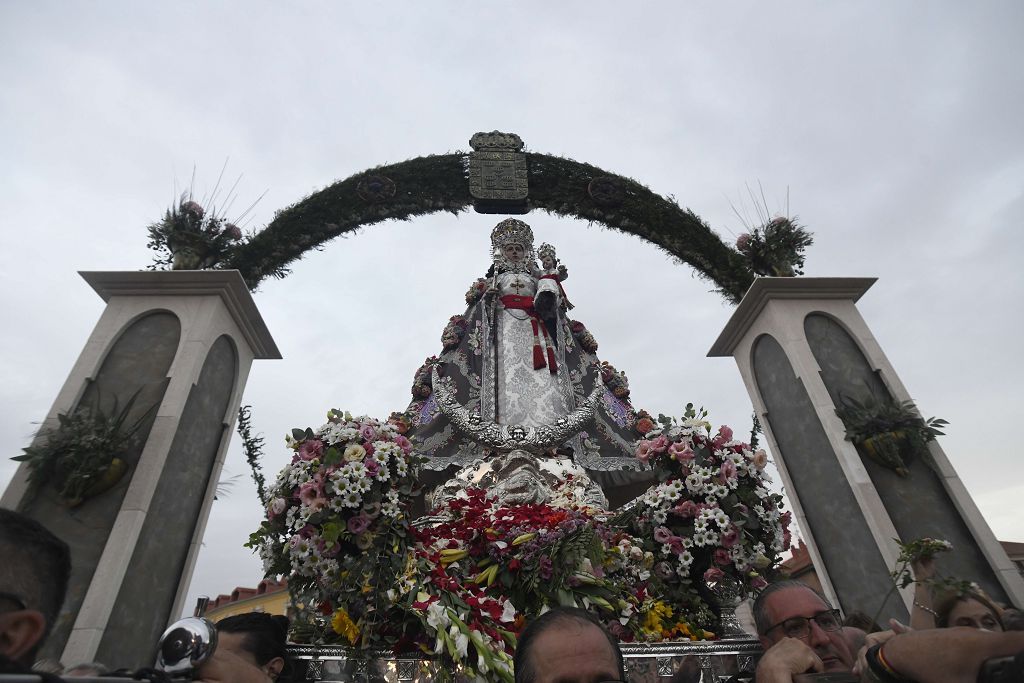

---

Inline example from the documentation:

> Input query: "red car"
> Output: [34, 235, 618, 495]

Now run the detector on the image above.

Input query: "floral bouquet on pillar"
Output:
[629, 404, 792, 627]
[247, 411, 425, 650]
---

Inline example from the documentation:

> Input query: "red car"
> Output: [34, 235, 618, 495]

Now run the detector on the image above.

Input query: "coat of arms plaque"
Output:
[468, 131, 529, 214]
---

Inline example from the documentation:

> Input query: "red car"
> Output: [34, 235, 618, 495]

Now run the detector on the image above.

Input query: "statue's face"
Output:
[541, 255, 555, 269]
[502, 243, 525, 262]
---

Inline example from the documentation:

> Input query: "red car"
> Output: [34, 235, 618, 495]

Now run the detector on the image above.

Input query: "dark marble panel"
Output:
[95, 335, 237, 668]
[804, 313, 1008, 604]
[752, 334, 903, 622]
[26, 311, 180, 661]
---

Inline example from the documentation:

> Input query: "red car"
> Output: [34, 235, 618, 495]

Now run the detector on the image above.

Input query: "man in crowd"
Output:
[0, 508, 71, 672]
[514, 606, 625, 683]
[753, 580, 855, 681]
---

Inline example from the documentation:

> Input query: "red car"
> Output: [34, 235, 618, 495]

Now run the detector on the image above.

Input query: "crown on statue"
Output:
[537, 242, 556, 261]
[490, 218, 535, 252]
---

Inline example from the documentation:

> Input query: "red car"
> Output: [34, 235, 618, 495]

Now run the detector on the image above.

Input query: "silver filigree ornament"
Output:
[426, 450, 609, 510]
[430, 367, 600, 454]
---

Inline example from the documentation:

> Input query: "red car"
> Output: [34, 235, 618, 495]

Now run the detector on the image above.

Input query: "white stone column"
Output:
[708, 277, 1024, 615]
[2, 270, 280, 666]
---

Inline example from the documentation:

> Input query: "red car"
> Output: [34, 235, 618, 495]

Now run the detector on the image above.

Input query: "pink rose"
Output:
[360, 424, 377, 442]
[223, 223, 243, 240]
[394, 434, 412, 453]
[297, 483, 325, 511]
[736, 233, 752, 253]
[703, 567, 725, 584]
[752, 449, 768, 470]
[653, 526, 673, 544]
[720, 526, 740, 548]
[635, 440, 655, 462]
[669, 441, 695, 463]
[712, 425, 734, 447]
[672, 500, 700, 519]
[719, 460, 738, 481]
[713, 548, 732, 566]
[267, 497, 286, 520]
[298, 482, 320, 505]
[364, 458, 380, 477]
[650, 435, 670, 454]
[347, 514, 372, 535]
[298, 439, 324, 461]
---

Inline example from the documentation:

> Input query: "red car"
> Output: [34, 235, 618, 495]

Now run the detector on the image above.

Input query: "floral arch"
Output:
[213, 151, 757, 302]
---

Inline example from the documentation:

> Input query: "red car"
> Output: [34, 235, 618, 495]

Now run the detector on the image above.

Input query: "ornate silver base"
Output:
[288, 639, 761, 683]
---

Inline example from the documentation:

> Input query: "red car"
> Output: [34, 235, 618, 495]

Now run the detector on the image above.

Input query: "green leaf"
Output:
[324, 446, 341, 466]
[556, 589, 576, 607]
[291, 428, 306, 441]
[322, 521, 343, 544]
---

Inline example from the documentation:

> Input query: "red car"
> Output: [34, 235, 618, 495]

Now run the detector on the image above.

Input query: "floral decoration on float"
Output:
[627, 403, 791, 611]
[249, 406, 790, 683]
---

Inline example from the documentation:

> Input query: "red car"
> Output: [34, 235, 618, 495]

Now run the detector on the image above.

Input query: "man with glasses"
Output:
[514, 606, 625, 683]
[752, 580, 854, 681]
[0, 508, 71, 672]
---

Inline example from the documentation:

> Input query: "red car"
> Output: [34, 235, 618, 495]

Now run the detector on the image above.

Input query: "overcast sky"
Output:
[1, 2, 1022, 617]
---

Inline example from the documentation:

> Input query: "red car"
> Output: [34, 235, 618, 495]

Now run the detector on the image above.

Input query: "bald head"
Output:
[514, 608, 624, 683]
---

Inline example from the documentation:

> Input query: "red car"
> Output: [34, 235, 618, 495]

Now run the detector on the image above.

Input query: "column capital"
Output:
[79, 270, 281, 359]
[708, 277, 877, 357]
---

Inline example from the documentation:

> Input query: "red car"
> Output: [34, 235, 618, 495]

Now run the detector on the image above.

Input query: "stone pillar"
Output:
[1, 270, 280, 668]
[708, 277, 1024, 621]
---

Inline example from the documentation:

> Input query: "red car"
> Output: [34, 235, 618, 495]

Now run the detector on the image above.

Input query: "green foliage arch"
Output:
[221, 152, 755, 302]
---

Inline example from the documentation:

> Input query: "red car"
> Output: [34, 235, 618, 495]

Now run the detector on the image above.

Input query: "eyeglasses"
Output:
[762, 609, 842, 640]
[0, 591, 27, 611]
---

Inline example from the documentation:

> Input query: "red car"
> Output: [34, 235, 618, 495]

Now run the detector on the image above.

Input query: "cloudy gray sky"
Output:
[2, 2, 1022, 616]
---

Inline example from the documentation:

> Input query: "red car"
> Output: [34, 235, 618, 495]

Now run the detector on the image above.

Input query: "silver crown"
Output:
[490, 218, 534, 251]
[537, 242, 557, 261]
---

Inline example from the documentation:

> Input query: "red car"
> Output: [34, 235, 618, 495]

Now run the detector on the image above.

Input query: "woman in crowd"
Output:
[935, 589, 1006, 632]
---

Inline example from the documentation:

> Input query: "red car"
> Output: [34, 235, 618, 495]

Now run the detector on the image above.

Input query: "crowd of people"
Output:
[2, 507, 1022, 683]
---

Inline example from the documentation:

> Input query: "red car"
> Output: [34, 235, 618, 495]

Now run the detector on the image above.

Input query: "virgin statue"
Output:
[404, 218, 653, 509]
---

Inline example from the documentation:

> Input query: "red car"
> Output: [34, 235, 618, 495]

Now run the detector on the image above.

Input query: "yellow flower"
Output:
[641, 601, 673, 636]
[472, 564, 498, 586]
[331, 608, 360, 645]
[439, 548, 469, 565]
[511, 532, 537, 546]
[343, 444, 366, 462]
